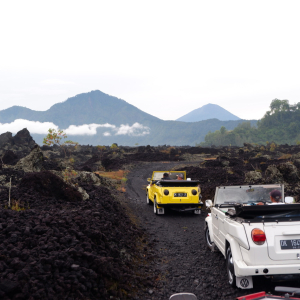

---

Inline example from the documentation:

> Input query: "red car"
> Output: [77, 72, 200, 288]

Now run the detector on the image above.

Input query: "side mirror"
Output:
[285, 196, 294, 204]
[147, 178, 151, 183]
[169, 293, 197, 300]
[205, 200, 213, 208]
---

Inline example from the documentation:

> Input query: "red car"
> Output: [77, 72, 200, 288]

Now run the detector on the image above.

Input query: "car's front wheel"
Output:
[226, 246, 236, 287]
[205, 225, 215, 251]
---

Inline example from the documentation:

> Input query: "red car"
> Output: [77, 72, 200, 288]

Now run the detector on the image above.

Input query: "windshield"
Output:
[215, 184, 283, 205]
[152, 171, 186, 180]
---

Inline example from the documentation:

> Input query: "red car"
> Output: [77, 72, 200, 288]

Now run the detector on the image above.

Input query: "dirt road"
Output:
[125, 161, 299, 300]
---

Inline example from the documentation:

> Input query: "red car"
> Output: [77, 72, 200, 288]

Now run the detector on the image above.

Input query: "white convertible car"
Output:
[205, 184, 299, 289]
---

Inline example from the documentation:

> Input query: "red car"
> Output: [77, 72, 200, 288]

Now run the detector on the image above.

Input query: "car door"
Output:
[149, 182, 156, 201]
[211, 207, 221, 248]
[217, 210, 227, 254]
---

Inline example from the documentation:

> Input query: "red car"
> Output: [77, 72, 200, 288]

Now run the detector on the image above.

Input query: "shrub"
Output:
[43, 128, 78, 156]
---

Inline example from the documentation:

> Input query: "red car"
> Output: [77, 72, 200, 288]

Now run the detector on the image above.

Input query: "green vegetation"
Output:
[43, 128, 78, 182]
[43, 128, 78, 156]
[201, 99, 300, 146]
[62, 168, 78, 183]
[110, 143, 119, 149]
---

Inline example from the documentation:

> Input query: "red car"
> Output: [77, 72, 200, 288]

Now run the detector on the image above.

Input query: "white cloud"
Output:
[64, 123, 116, 135]
[0, 120, 150, 137]
[0, 119, 58, 134]
[115, 122, 150, 136]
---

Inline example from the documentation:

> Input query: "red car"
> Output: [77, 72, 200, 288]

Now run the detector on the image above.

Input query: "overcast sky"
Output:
[1, 0, 300, 122]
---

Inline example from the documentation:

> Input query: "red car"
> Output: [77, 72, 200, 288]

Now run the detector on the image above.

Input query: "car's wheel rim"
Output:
[227, 251, 234, 284]
[206, 227, 213, 247]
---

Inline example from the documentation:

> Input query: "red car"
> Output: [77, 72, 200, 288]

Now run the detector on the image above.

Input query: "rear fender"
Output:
[224, 219, 249, 249]
[154, 193, 163, 207]
[225, 234, 244, 276]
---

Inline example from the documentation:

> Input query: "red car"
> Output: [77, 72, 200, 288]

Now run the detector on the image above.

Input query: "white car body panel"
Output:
[205, 184, 300, 289]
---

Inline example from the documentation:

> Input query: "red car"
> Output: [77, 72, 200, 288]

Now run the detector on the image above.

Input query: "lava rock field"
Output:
[0, 129, 300, 299]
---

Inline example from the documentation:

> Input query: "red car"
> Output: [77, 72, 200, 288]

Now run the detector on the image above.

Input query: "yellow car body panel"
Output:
[146, 171, 202, 213]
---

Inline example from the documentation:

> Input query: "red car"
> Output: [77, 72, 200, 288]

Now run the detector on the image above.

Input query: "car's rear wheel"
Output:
[226, 246, 236, 287]
[146, 193, 150, 205]
[205, 225, 214, 251]
[154, 198, 158, 214]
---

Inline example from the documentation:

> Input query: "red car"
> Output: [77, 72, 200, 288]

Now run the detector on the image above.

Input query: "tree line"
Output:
[200, 99, 300, 147]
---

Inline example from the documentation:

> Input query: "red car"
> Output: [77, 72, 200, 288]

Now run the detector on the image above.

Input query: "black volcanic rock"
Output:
[13, 128, 36, 148]
[1, 128, 300, 299]
[0, 167, 152, 299]
[19, 171, 83, 202]
[0, 132, 13, 148]
[2, 150, 18, 165]
[0, 129, 36, 157]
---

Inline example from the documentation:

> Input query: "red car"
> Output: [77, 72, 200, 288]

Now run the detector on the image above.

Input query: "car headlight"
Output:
[192, 189, 197, 196]
[164, 189, 169, 196]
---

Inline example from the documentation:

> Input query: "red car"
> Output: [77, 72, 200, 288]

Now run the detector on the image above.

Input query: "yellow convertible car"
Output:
[146, 171, 203, 215]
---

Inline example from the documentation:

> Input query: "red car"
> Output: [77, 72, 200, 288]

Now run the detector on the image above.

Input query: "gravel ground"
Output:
[126, 161, 300, 300]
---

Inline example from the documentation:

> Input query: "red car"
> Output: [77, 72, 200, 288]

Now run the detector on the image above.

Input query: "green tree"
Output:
[43, 128, 78, 156]
[110, 143, 119, 149]
[220, 126, 227, 135]
[270, 99, 289, 113]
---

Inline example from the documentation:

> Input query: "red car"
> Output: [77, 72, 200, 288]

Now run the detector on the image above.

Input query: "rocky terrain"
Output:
[0, 129, 300, 299]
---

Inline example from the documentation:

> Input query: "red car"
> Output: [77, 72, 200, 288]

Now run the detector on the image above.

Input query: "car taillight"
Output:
[251, 228, 266, 245]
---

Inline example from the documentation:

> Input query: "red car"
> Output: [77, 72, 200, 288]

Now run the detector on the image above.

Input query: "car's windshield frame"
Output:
[214, 184, 284, 206]
[151, 171, 186, 181]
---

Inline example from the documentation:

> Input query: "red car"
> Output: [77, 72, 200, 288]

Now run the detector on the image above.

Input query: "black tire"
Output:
[205, 225, 214, 251]
[226, 246, 236, 287]
[146, 193, 150, 205]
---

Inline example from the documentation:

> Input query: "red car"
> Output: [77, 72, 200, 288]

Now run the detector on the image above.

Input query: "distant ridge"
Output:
[176, 103, 241, 122]
[0, 91, 256, 146]
[0, 90, 161, 128]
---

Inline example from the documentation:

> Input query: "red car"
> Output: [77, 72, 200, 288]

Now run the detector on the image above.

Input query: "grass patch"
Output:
[95, 170, 129, 181]
[160, 147, 175, 154]
[278, 154, 292, 160]
[95, 170, 129, 192]
[6, 200, 27, 211]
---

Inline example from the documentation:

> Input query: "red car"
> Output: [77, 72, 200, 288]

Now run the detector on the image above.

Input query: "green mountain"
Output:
[0, 90, 257, 146]
[201, 99, 300, 146]
[176, 103, 241, 122]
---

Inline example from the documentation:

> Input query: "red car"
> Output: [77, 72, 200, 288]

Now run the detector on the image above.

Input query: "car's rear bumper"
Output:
[157, 203, 203, 211]
[157, 203, 202, 208]
[235, 260, 300, 277]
